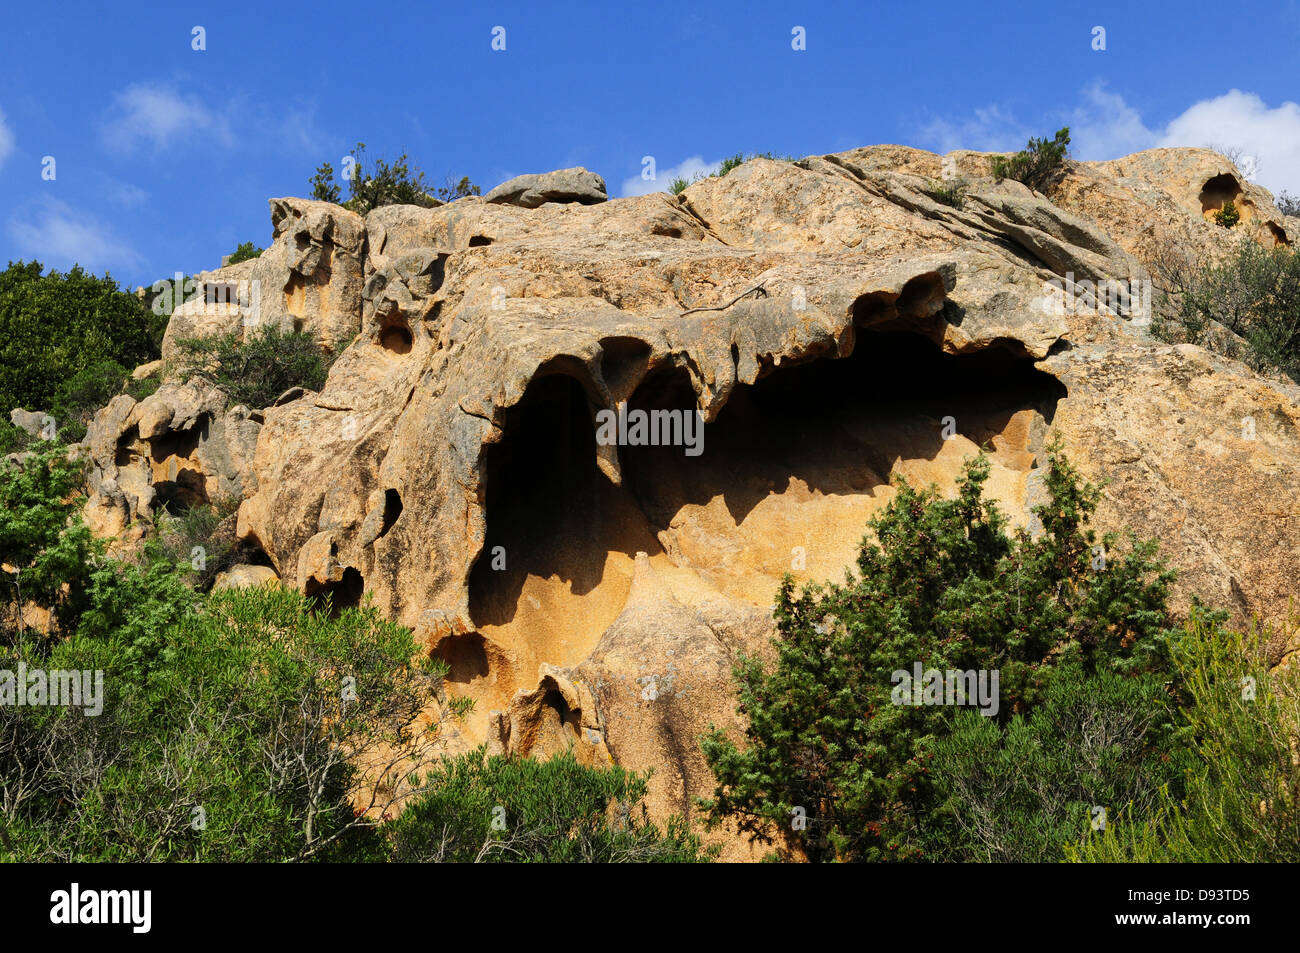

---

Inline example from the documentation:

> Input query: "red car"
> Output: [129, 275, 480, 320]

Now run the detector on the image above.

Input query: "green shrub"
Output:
[310, 143, 479, 214]
[387, 748, 713, 862]
[1069, 611, 1300, 862]
[990, 128, 1071, 192]
[928, 177, 969, 209]
[141, 273, 195, 323]
[125, 374, 161, 403]
[171, 325, 330, 408]
[227, 241, 263, 264]
[435, 175, 480, 202]
[925, 663, 1187, 861]
[1278, 190, 1300, 217]
[0, 261, 162, 418]
[0, 446, 96, 632]
[0, 419, 35, 456]
[701, 443, 1176, 861]
[1214, 200, 1241, 228]
[670, 152, 797, 193]
[48, 359, 132, 443]
[155, 497, 242, 592]
[716, 153, 747, 177]
[1159, 237, 1300, 382]
[1, 585, 444, 861]
[718, 151, 793, 178]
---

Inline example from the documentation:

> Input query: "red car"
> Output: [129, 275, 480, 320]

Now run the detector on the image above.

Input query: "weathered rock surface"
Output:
[160, 197, 366, 362]
[9, 408, 50, 437]
[81, 381, 261, 536]
[127, 153, 1300, 845]
[213, 563, 281, 590]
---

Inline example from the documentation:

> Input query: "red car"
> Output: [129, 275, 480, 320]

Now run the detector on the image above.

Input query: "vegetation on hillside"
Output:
[1069, 611, 1300, 862]
[227, 241, 263, 264]
[1214, 200, 1241, 228]
[311, 143, 480, 213]
[0, 261, 163, 443]
[702, 445, 1181, 862]
[990, 128, 1071, 192]
[0, 446, 712, 862]
[669, 151, 796, 194]
[1155, 235, 1300, 383]
[170, 325, 332, 409]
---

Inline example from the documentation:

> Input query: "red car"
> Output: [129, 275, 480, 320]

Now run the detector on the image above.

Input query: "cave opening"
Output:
[379, 488, 403, 537]
[621, 330, 1066, 527]
[306, 566, 364, 616]
[469, 370, 659, 629]
[467, 328, 1066, 660]
[379, 317, 414, 354]
[1199, 173, 1244, 217]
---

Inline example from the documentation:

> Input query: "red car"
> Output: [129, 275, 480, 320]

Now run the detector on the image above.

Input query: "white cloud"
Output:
[1068, 83, 1158, 161]
[0, 105, 15, 168]
[101, 82, 235, 154]
[100, 82, 328, 160]
[918, 87, 1300, 197]
[100, 177, 149, 208]
[7, 196, 144, 273]
[915, 105, 1031, 155]
[621, 156, 722, 197]
[1157, 90, 1300, 195]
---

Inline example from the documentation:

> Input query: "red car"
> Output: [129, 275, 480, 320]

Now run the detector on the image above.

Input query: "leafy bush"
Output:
[1278, 190, 1300, 217]
[155, 497, 242, 591]
[990, 128, 1071, 192]
[925, 663, 1186, 861]
[435, 175, 481, 202]
[669, 176, 690, 195]
[928, 177, 969, 209]
[1069, 611, 1300, 862]
[387, 749, 713, 862]
[0, 446, 96, 632]
[141, 273, 196, 324]
[1214, 200, 1241, 228]
[227, 241, 263, 264]
[0, 419, 35, 456]
[0, 261, 162, 418]
[171, 325, 330, 408]
[48, 359, 134, 443]
[125, 373, 161, 403]
[1157, 237, 1300, 382]
[310, 143, 479, 214]
[2, 585, 444, 861]
[701, 445, 1175, 861]
[0, 460, 711, 863]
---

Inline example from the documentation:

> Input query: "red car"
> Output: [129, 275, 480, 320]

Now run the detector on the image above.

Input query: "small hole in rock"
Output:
[380, 322, 413, 354]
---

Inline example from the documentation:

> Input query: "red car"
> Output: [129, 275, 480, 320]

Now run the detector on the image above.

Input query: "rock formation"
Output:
[80, 145, 1300, 855]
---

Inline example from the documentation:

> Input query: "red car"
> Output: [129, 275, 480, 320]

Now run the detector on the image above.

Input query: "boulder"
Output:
[9, 408, 51, 438]
[484, 167, 608, 209]
[213, 564, 281, 590]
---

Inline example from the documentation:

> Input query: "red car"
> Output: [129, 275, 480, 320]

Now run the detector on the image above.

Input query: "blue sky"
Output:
[2, 0, 1300, 289]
